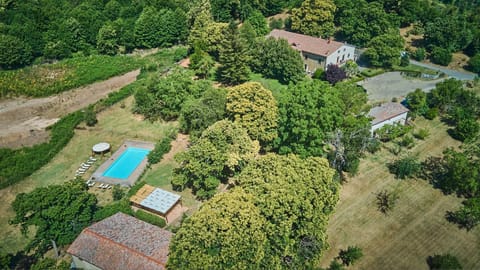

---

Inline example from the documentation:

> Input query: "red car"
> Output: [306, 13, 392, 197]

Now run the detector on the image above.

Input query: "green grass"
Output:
[249, 73, 288, 100]
[393, 63, 439, 75]
[360, 68, 385, 77]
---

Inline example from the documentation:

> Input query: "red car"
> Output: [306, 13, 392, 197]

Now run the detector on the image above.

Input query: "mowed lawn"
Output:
[0, 96, 177, 254]
[319, 118, 480, 269]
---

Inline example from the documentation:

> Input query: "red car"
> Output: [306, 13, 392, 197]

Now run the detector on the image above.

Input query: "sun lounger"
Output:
[81, 165, 90, 169]
[86, 160, 95, 165]
[88, 181, 96, 187]
[89, 157, 97, 161]
[77, 168, 87, 172]
[102, 184, 110, 189]
[97, 183, 104, 188]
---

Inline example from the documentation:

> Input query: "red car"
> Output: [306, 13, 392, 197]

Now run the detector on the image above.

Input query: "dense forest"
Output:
[1, 0, 480, 70]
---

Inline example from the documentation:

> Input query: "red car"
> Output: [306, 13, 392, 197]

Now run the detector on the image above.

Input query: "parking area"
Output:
[358, 72, 445, 102]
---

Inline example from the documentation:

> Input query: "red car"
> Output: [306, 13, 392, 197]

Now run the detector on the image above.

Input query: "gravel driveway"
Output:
[358, 72, 444, 102]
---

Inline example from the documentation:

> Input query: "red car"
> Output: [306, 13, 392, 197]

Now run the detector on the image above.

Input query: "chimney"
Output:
[327, 37, 331, 44]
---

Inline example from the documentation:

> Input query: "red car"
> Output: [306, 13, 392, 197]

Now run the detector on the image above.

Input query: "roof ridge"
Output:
[82, 228, 167, 268]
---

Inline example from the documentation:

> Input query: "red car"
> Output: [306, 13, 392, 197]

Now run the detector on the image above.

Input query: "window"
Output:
[343, 48, 346, 51]
[304, 55, 308, 60]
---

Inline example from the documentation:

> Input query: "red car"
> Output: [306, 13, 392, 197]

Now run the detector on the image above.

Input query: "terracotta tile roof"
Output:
[368, 102, 410, 125]
[267, 29, 349, 57]
[67, 213, 173, 270]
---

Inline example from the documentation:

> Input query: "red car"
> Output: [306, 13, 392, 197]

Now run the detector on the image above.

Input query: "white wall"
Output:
[325, 45, 355, 68]
[371, 112, 408, 134]
[71, 256, 103, 270]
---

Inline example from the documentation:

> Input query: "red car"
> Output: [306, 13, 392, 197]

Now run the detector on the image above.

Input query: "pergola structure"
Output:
[130, 185, 182, 223]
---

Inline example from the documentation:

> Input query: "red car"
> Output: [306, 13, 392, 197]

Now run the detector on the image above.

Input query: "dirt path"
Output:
[0, 69, 140, 149]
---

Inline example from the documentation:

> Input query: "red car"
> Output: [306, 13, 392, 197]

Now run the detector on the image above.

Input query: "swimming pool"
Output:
[102, 147, 150, 179]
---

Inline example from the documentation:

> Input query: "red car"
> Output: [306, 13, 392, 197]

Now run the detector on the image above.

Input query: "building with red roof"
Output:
[368, 102, 410, 134]
[268, 29, 356, 74]
[67, 213, 173, 270]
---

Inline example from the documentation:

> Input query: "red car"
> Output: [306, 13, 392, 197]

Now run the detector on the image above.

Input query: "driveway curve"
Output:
[410, 60, 477, 81]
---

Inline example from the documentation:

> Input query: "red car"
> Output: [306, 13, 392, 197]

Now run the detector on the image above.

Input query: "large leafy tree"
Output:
[406, 88, 428, 117]
[180, 87, 227, 137]
[0, 34, 32, 69]
[168, 189, 268, 268]
[134, 6, 160, 48]
[97, 22, 119, 55]
[363, 30, 404, 68]
[424, 14, 472, 53]
[226, 82, 278, 145]
[336, 0, 398, 47]
[252, 37, 305, 84]
[291, 0, 336, 37]
[275, 80, 344, 157]
[133, 68, 209, 120]
[235, 153, 339, 268]
[172, 120, 259, 199]
[10, 181, 97, 253]
[218, 22, 251, 85]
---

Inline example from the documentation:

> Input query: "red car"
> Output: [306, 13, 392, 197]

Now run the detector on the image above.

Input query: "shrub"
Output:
[451, 118, 480, 142]
[426, 254, 462, 270]
[376, 189, 399, 214]
[325, 64, 347, 84]
[312, 68, 325, 80]
[84, 106, 98, 126]
[430, 47, 452, 66]
[414, 48, 426, 61]
[398, 135, 415, 149]
[467, 54, 480, 74]
[424, 107, 439, 120]
[112, 185, 125, 201]
[388, 156, 421, 179]
[446, 197, 480, 231]
[135, 209, 166, 228]
[269, 18, 283, 29]
[93, 199, 134, 221]
[148, 136, 173, 164]
[366, 138, 381, 153]
[376, 123, 413, 142]
[414, 128, 430, 140]
[337, 246, 363, 266]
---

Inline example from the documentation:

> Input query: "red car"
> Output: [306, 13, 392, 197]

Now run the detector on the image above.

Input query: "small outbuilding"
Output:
[368, 102, 409, 134]
[67, 213, 173, 270]
[130, 185, 184, 223]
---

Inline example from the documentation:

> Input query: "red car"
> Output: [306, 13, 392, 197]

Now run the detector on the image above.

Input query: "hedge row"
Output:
[135, 209, 167, 228]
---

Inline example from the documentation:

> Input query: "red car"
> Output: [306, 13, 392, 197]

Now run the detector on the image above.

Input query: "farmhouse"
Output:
[368, 102, 409, 134]
[268, 29, 356, 74]
[67, 213, 173, 270]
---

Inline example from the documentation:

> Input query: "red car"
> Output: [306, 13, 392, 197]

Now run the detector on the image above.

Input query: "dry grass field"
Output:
[0, 96, 177, 254]
[319, 118, 480, 269]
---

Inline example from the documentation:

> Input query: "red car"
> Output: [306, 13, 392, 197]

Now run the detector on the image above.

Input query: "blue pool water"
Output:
[102, 147, 150, 179]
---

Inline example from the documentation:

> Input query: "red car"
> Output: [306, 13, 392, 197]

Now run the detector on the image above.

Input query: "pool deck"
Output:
[91, 140, 155, 187]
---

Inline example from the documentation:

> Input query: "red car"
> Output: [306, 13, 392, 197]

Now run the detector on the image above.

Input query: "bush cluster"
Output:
[148, 136, 174, 164]
[135, 209, 167, 228]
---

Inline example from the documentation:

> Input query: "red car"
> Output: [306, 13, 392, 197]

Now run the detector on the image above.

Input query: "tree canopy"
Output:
[291, 0, 336, 38]
[167, 189, 268, 269]
[10, 181, 97, 254]
[252, 37, 305, 84]
[226, 82, 278, 145]
[275, 79, 344, 157]
[172, 120, 259, 199]
[235, 153, 339, 268]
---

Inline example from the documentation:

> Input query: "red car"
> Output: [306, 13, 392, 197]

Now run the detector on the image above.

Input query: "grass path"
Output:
[0, 97, 176, 254]
[319, 118, 480, 269]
